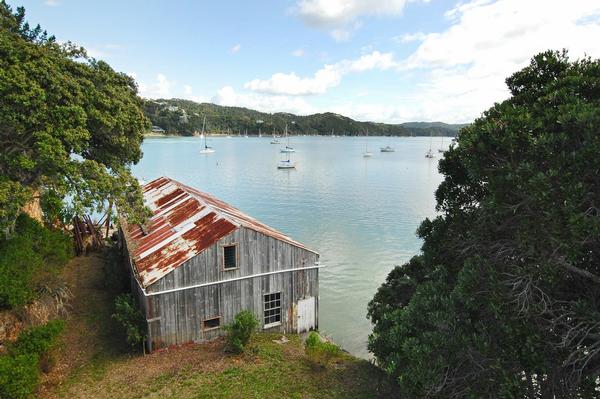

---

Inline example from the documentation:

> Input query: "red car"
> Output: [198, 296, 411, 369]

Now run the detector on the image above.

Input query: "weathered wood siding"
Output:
[118, 227, 149, 319]
[141, 227, 319, 351]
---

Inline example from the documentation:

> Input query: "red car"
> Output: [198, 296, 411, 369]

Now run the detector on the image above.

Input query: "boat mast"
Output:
[201, 116, 207, 149]
[429, 130, 433, 152]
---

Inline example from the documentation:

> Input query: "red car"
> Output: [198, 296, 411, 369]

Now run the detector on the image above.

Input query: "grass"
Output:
[39, 250, 397, 399]
[138, 334, 395, 399]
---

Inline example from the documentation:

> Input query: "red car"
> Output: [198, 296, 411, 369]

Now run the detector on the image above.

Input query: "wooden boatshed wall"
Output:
[142, 227, 319, 351]
[118, 227, 150, 322]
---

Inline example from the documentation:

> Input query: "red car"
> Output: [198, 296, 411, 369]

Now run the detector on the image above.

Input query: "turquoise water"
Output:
[133, 136, 446, 358]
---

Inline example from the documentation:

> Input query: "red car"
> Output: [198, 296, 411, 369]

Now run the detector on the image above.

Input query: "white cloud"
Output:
[395, 32, 427, 43]
[44, 0, 60, 6]
[296, 0, 407, 27]
[291, 48, 305, 57]
[86, 47, 107, 59]
[181, 85, 208, 103]
[81, 43, 124, 60]
[244, 50, 397, 96]
[138, 74, 173, 99]
[295, 0, 410, 40]
[244, 65, 342, 95]
[230, 44, 241, 53]
[212, 86, 315, 115]
[394, 0, 600, 122]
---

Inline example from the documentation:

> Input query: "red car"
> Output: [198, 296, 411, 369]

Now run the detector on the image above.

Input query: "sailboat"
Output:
[438, 134, 445, 153]
[425, 131, 435, 158]
[278, 152, 296, 169]
[280, 124, 295, 153]
[380, 135, 395, 152]
[278, 126, 296, 169]
[270, 128, 280, 144]
[363, 129, 372, 157]
[199, 116, 215, 154]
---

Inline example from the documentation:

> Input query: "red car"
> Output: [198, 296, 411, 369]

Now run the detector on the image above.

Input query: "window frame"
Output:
[202, 316, 221, 331]
[263, 292, 282, 329]
[221, 243, 239, 271]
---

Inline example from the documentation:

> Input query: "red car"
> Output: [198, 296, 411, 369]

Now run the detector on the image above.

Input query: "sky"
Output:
[14, 0, 600, 123]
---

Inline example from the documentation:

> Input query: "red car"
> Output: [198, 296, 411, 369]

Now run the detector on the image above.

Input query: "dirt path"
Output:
[38, 250, 236, 398]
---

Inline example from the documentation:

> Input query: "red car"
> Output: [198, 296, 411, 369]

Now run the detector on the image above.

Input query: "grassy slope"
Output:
[40, 251, 397, 399]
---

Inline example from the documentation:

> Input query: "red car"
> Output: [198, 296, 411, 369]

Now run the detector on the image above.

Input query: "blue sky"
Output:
[14, 0, 600, 123]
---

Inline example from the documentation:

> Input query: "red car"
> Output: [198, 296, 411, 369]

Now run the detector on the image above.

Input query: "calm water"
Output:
[133, 135, 446, 358]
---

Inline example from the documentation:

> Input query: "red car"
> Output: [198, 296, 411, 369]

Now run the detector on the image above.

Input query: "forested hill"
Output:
[143, 98, 466, 137]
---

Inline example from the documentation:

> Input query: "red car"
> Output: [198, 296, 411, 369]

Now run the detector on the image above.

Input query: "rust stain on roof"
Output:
[122, 176, 317, 288]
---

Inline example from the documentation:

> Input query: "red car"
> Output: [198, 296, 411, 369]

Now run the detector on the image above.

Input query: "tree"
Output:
[0, 2, 149, 231]
[368, 50, 600, 398]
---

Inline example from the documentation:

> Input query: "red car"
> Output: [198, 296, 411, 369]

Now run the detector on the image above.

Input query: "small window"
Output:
[263, 292, 282, 327]
[223, 244, 237, 270]
[203, 316, 221, 330]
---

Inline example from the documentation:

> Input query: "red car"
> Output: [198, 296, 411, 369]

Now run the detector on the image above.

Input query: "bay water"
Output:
[133, 135, 446, 358]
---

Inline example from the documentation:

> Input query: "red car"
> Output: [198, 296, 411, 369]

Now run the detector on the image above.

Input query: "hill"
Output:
[143, 99, 466, 137]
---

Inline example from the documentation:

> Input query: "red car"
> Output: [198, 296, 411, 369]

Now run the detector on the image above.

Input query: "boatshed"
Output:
[120, 176, 320, 351]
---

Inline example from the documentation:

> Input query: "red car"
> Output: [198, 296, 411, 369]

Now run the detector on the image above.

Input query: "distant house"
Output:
[119, 177, 320, 351]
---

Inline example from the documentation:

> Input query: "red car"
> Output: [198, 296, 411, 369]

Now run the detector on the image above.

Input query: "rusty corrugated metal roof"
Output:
[122, 176, 317, 288]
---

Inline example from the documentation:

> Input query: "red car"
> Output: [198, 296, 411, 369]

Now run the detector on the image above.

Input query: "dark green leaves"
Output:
[368, 50, 600, 397]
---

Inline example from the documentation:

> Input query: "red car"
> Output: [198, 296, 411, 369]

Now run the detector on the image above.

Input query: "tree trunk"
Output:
[21, 189, 43, 223]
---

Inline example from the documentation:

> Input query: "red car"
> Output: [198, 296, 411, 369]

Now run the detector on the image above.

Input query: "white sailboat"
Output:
[270, 128, 280, 144]
[438, 134, 445, 153]
[199, 116, 215, 154]
[280, 124, 295, 153]
[380, 134, 395, 152]
[425, 131, 435, 158]
[278, 127, 296, 169]
[363, 129, 372, 157]
[277, 155, 296, 169]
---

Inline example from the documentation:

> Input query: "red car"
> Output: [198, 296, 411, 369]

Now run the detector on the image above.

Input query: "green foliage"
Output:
[0, 214, 72, 309]
[0, 2, 150, 231]
[112, 293, 146, 350]
[11, 319, 65, 357]
[305, 331, 341, 368]
[224, 310, 259, 353]
[0, 177, 30, 233]
[143, 98, 463, 137]
[368, 50, 600, 397]
[0, 319, 65, 399]
[0, 353, 38, 399]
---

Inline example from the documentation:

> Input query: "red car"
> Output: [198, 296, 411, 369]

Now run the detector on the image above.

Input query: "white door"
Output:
[297, 297, 316, 333]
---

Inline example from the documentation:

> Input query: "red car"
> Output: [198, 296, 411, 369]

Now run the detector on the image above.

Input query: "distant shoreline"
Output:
[144, 132, 458, 138]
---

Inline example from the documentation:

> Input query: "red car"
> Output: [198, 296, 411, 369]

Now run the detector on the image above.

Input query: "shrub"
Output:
[225, 310, 259, 353]
[11, 319, 65, 357]
[0, 353, 39, 399]
[0, 320, 65, 399]
[112, 293, 146, 350]
[305, 331, 341, 368]
[0, 214, 72, 309]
